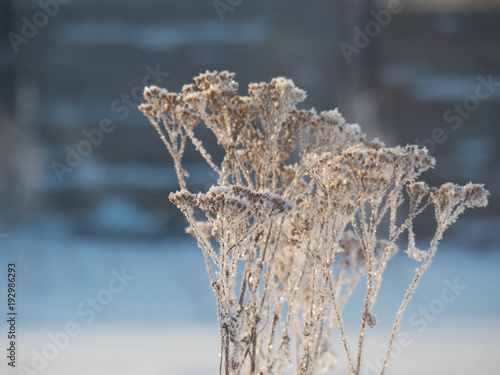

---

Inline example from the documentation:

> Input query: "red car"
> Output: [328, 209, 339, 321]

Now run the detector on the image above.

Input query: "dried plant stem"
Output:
[381, 225, 445, 375]
[150, 118, 187, 190]
[185, 128, 221, 176]
[354, 281, 371, 375]
[329, 278, 354, 372]
[371, 200, 432, 308]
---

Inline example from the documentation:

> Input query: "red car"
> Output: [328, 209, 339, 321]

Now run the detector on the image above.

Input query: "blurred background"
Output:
[0, 0, 499, 374]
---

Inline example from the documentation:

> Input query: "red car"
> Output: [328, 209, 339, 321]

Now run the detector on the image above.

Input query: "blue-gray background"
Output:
[1, 0, 499, 244]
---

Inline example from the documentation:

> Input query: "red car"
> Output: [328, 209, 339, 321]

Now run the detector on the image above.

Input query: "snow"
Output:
[8, 320, 500, 375]
[1, 230, 499, 374]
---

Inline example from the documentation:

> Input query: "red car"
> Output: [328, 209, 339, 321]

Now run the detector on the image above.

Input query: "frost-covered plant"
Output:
[139, 72, 488, 375]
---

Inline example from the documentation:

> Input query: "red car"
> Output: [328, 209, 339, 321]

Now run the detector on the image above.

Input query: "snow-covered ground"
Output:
[1, 228, 499, 375]
[9, 320, 500, 375]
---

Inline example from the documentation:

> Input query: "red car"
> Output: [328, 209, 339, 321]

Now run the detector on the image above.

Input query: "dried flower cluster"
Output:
[139, 72, 488, 375]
